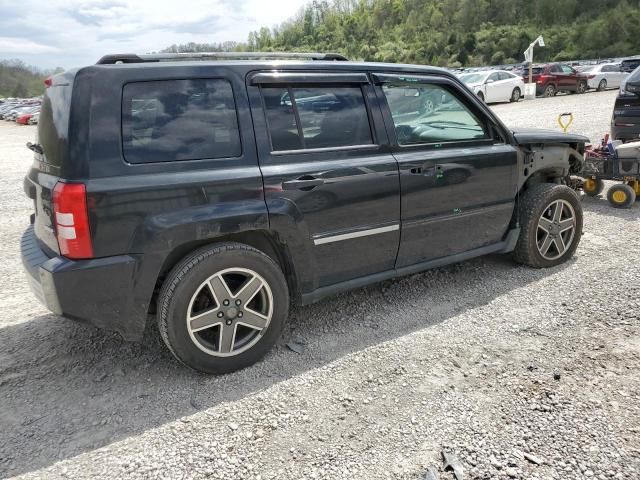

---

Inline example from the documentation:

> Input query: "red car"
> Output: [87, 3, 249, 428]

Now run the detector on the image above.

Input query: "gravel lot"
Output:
[1, 90, 639, 480]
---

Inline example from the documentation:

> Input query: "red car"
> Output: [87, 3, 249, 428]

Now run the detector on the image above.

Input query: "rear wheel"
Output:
[510, 87, 521, 102]
[607, 183, 636, 208]
[583, 178, 605, 196]
[577, 81, 587, 94]
[597, 79, 607, 91]
[158, 243, 289, 374]
[543, 84, 556, 98]
[513, 184, 583, 268]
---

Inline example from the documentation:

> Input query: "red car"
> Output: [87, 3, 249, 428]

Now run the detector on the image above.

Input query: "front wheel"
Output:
[477, 91, 484, 102]
[158, 242, 289, 374]
[510, 87, 521, 102]
[513, 184, 583, 268]
[583, 178, 604, 196]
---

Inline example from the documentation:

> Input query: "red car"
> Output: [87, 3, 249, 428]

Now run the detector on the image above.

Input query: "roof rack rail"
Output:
[96, 51, 348, 64]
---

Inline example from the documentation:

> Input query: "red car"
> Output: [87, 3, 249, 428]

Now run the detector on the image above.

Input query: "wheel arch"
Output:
[149, 230, 300, 314]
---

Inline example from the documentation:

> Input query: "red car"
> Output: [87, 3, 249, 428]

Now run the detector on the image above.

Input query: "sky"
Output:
[0, 0, 310, 70]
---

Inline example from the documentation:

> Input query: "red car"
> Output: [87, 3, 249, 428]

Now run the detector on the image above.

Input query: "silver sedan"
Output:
[580, 63, 628, 91]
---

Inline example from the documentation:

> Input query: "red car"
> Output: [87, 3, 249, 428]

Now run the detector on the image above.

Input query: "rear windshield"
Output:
[622, 59, 640, 72]
[121, 79, 241, 164]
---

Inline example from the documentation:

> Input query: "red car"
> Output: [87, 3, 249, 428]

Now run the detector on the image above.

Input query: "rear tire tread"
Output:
[157, 242, 288, 374]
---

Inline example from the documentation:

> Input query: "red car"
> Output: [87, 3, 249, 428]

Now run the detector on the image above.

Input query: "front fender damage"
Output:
[518, 143, 585, 189]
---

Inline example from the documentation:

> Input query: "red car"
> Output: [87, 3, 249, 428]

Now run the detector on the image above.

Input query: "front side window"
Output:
[382, 83, 489, 146]
[122, 79, 241, 164]
[262, 85, 373, 151]
[561, 65, 574, 74]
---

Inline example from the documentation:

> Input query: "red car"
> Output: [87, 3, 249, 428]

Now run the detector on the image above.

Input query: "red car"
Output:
[16, 113, 33, 125]
[520, 63, 588, 97]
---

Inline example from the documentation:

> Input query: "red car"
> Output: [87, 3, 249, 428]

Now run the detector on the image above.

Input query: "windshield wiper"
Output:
[419, 121, 482, 132]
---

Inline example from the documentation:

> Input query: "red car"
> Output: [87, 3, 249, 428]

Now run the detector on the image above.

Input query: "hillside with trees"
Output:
[0, 60, 62, 98]
[165, 0, 640, 67]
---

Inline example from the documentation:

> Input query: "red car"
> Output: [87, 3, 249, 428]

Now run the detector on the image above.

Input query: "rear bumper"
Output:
[21, 225, 148, 341]
[611, 121, 640, 142]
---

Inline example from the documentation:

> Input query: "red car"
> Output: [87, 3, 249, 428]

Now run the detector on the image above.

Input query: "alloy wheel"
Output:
[536, 199, 576, 261]
[186, 268, 273, 357]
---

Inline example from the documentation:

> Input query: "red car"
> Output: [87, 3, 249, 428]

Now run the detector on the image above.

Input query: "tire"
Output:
[477, 91, 484, 102]
[513, 184, 583, 268]
[607, 183, 636, 208]
[543, 84, 556, 98]
[577, 81, 587, 94]
[158, 242, 289, 374]
[583, 178, 604, 196]
[510, 87, 521, 102]
[597, 79, 607, 92]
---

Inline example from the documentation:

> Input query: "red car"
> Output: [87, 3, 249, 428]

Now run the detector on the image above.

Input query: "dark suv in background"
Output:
[520, 62, 588, 97]
[620, 56, 640, 74]
[612, 66, 640, 142]
[22, 52, 587, 373]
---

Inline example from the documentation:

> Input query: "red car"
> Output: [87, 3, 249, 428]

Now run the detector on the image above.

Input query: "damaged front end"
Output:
[513, 129, 588, 189]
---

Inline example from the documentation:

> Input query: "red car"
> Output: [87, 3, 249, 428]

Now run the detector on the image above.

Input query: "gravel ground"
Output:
[1, 90, 639, 480]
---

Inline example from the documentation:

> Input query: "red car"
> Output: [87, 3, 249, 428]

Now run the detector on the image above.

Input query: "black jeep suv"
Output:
[22, 52, 588, 373]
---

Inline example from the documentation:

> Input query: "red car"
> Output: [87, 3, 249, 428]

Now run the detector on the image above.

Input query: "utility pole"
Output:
[524, 35, 545, 98]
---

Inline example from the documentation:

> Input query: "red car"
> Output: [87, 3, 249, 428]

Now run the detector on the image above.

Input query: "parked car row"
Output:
[451, 55, 639, 102]
[0, 98, 41, 125]
[455, 62, 629, 103]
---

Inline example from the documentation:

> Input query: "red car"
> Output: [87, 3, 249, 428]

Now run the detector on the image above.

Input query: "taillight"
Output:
[52, 182, 93, 259]
[588, 75, 595, 79]
[44, 77, 52, 88]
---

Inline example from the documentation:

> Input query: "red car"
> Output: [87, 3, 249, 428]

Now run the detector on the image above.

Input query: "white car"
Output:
[459, 70, 525, 103]
[580, 63, 628, 91]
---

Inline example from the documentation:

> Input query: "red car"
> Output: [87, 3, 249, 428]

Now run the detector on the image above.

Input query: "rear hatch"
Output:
[521, 66, 545, 83]
[613, 70, 640, 133]
[24, 70, 77, 256]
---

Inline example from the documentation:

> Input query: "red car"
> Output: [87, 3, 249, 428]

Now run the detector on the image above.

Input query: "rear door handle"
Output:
[282, 177, 325, 190]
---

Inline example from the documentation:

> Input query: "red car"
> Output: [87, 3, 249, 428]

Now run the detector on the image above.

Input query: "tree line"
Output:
[164, 0, 640, 67]
[0, 60, 63, 98]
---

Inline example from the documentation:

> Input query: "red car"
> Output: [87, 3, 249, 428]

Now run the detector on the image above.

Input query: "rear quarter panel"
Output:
[81, 64, 268, 309]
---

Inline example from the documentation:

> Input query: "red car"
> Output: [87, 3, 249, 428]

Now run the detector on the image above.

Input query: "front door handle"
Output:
[282, 177, 325, 190]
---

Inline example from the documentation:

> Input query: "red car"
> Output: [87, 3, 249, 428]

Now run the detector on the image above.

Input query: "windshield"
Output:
[460, 73, 487, 84]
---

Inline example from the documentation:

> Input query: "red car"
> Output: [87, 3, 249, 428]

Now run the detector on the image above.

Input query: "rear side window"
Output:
[122, 79, 241, 163]
[262, 85, 373, 151]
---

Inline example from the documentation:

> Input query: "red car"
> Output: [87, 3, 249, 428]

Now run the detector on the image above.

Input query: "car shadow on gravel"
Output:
[0, 254, 572, 477]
